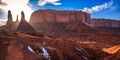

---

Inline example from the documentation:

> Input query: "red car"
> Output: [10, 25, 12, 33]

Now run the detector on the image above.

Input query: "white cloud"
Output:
[38, 0, 62, 6]
[82, 0, 113, 13]
[0, 0, 7, 6]
[0, 0, 33, 22]
[0, 19, 6, 26]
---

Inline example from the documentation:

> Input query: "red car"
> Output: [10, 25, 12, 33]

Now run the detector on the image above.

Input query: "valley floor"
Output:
[0, 29, 120, 60]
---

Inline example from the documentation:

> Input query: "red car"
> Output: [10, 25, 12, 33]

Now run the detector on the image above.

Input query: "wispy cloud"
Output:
[0, 0, 33, 21]
[0, 19, 6, 26]
[38, 0, 62, 6]
[0, 0, 7, 6]
[82, 0, 113, 13]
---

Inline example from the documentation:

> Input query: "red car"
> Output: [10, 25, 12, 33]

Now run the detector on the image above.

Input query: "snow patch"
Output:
[41, 47, 51, 60]
[75, 46, 88, 60]
[82, 56, 88, 60]
[44, 36, 51, 39]
[28, 45, 51, 60]
[75, 47, 88, 54]
[85, 23, 95, 28]
[28, 46, 35, 53]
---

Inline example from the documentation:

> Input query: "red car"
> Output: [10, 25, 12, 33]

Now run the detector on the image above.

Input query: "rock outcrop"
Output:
[6, 10, 19, 30]
[30, 9, 120, 30]
[6, 10, 13, 29]
[90, 18, 120, 28]
[17, 11, 36, 33]
[13, 15, 19, 30]
[29, 9, 91, 32]
[30, 9, 90, 23]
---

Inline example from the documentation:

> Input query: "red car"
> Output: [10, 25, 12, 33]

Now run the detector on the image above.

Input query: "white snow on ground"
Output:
[75, 46, 88, 60]
[41, 47, 51, 60]
[44, 35, 51, 39]
[28, 45, 51, 60]
[82, 56, 88, 60]
[85, 23, 95, 28]
[28, 46, 35, 53]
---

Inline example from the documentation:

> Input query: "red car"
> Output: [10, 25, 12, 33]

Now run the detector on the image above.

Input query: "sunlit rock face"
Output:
[29, 9, 91, 32]
[17, 11, 36, 33]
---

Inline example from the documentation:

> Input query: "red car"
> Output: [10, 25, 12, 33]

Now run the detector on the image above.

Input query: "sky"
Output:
[0, 0, 120, 22]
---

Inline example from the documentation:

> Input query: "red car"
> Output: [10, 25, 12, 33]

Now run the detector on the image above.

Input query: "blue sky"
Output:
[0, 0, 120, 21]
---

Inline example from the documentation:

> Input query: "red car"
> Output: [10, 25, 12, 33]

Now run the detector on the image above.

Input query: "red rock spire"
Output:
[7, 10, 13, 26]
[16, 15, 19, 22]
[21, 11, 26, 22]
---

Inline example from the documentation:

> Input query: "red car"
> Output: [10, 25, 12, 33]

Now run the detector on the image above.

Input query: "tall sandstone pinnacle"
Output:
[6, 10, 13, 29]
[17, 11, 36, 33]
[13, 15, 19, 30]
[16, 15, 19, 23]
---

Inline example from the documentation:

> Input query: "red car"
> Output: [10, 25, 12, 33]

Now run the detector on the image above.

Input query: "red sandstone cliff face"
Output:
[29, 9, 91, 32]
[91, 19, 120, 28]
[29, 9, 120, 32]
[29, 9, 91, 23]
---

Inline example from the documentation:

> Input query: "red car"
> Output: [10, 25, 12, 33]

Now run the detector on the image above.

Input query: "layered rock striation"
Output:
[30, 9, 120, 32]
[30, 9, 91, 23]
[90, 18, 120, 28]
[29, 9, 91, 32]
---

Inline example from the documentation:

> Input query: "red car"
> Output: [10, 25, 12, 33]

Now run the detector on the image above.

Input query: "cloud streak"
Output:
[0, 0, 7, 6]
[82, 0, 113, 13]
[0, 19, 6, 26]
[38, 0, 62, 6]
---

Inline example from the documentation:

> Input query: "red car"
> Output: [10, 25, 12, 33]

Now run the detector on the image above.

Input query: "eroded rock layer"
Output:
[29, 9, 91, 32]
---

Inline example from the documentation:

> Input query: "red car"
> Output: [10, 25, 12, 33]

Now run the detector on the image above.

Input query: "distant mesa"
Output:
[91, 18, 120, 28]
[29, 9, 91, 32]
[29, 9, 120, 32]
[30, 9, 91, 23]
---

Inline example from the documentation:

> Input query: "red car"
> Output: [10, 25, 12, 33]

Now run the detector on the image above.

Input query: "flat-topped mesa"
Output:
[91, 18, 120, 28]
[29, 9, 91, 31]
[29, 9, 91, 23]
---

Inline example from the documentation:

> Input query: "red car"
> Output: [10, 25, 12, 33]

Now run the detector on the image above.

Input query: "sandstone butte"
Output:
[28, 9, 120, 32]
